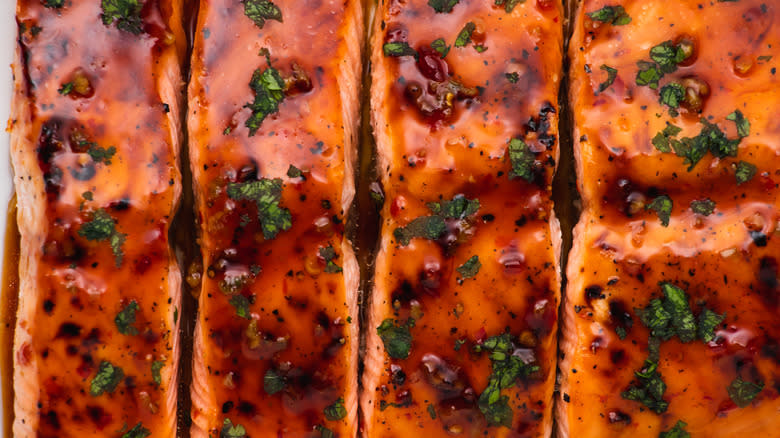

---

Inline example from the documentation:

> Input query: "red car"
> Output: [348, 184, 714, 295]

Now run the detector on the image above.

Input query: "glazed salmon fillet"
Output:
[559, 1, 780, 437]
[362, 0, 563, 436]
[10, 0, 185, 436]
[187, 0, 363, 436]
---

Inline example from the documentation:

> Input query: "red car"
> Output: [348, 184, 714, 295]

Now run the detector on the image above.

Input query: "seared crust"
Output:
[11, 1, 184, 436]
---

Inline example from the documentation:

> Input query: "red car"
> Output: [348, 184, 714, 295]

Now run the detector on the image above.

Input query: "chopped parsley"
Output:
[243, 0, 282, 29]
[690, 199, 715, 216]
[652, 118, 745, 170]
[245, 61, 286, 136]
[229, 294, 251, 319]
[427, 403, 437, 419]
[427, 195, 480, 219]
[58, 82, 74, 96]
[121, 423, 151, 438]
[264, 369, 285, 395]
[383, 42, 417, 58]
[43, 0, 65, 8]
[587, 5, 631, 25]
[377, 318, 414, 359]
[87, 144, 117, 165]
[636, 40, 690, 88]
[652, 123, 683, 153]
[315, 425, 335, 438]
[659, 83, 684, 115]
[227, 178, 292, 240]
[735, 161, 757, 185]
[645, 195, 673, 227]
[324, 397, 347, 421]
[90, 361, 124, 396]
[726, 110, 750, 138]
[100, 0, 144, 34]
[393, 216, 446, 246]
[428, 0, 459, 13]
[494, 0, 525, 13]
[320, 244, 343, 273]
[637, 283, 696, 342]
[286, 165, 302, 178]
[697, 308, 725, 343]
[636, 61, 663, 89]
[220, 418, 247, 438]
[727, 377, 764, 407]
[115, 300, 140, 335]
[506, 72, 519, 83]
[507, 138, 536, 182]
[456, 255, 481, 279]
[659, 420, 690, 438]
[78, 208, 126, 267]
[151, 360, 163, 386]
[454, 22, 475, 48]
[597, 65, 618, 93]
[431, 38, 450, 58]
[621, 337, 668, 413]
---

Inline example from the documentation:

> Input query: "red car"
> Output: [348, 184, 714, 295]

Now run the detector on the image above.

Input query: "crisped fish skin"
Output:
[362, 1, 563, 436]
[10, 1, 184, 436]
[560, 1, 780, 437]
[187, 1, 363, 436]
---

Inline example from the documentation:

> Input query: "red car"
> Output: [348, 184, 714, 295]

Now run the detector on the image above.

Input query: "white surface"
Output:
[0, 1, 15, 434]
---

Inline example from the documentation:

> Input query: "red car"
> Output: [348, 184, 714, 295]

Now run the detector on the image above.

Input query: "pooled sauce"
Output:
[1, 196, 20, 438]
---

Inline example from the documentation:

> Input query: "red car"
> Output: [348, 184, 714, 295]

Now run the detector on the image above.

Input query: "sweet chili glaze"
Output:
[362, 1, 563, 436]
[187, 1, 363, 436]
[560, 0, 780, 437]
[10, 1, 185, 437]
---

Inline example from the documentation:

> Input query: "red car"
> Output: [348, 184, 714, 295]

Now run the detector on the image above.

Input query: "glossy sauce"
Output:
[362, 1, 563, 436]
[560, 1, 780, 437]
[1, 197, 20, 438]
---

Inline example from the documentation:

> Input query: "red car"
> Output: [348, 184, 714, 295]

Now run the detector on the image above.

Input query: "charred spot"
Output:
[68, 163, 96, 181]
[86, 405, 112, 430]
[758, 257, 779, 306]
[607, 410, 632, 425]
[610, 349, 628, 366]
[37, 119, 67, 202]
[609, 300, 633, 330]
[316, 311, 331, 329]
[42, 410, 60, 430]
[109, 198, 131, 211]
[237, 160, 259, 182]
[65, 345, 78, 356]
[584, 285, 605, 304]
[523, 102, 557, 150]
[81, 328, 101, 348]
[43, 299, 55, 314]
[391, 280, 417, 304]
[237, 400, 257, 416]
[390, 365, 406, 386]
[55, 322, 82, 339]
[283, 62, 313, 95]
[222, 400, 234, 414]
[750, 231, 768, 247]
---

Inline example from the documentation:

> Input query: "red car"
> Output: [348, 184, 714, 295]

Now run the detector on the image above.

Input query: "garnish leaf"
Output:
[645, 195, 673, 227]
[383, 42, 417, 58]
[87, 144, 117, 165]
[728, 377, 764, 407]
[621, 355, 668, 414]
[455, 22, 476, 48]
[320, 244, 343, 273]
[121, 423, 151, 438]
[115, 300, 139, 336]
[229, 295, 251, 319]
[659, 83, 684, 114]
[494, 0, 525, 13]
[726, 109, 750, 138]
[90, 361, 124, 396]
[636, 61, 663, 89]
[428, 0, 459, 13]
[377, 318, 413, 359]
[650, 41, 689, 74]
[245, 65, 285, 136]
[264, 369, 285, 395]
[221, 418, 247, 438]
[697, 308, 724, 342]
[324, 397, 347, 421]
[597, 64, 618, 93]
[587, 5, 631, 25]
[652, 123, 683, 153]
[659, 420, 690, 438]
[100, 0, 144, 34]
[227, 178, 292, 240]
[431, 38, 450, 58]
[151, 360, 163, 386]
[393, 216, 446, 246]
[507, 138, 536, 182]
[690, 199, 715, 216]
[427, 195, 479, 219]
[78, 208, 127, 267]
[456, 255, 481, 279]
[243, 0, 282, 29]
[735, 161, 757, 185]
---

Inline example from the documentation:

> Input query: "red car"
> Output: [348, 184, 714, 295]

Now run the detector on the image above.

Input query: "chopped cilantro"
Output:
[315, 425, 335, 438]
[616, 326, 628, 340]
[494, 0, 525, 13]
[43, 0, 65, 8]
[507, 138, 536, 182]
[456, 255, 481, 279]
[100, 0, 144, 34]
[264, 369, 285, 395]
[227, 178, 292, 239]
[431, 38, 450, 58]
[115, 300, 139, 335]
[621, 349, 668, 413]
[58, 82, 74, 96]
[454, 22, 475, 48]
[659, 83, 684, 115]
[393, 216, 446, 246]
[726, 109, 750, 137]
[151, 360, 163, 386]
[286, 165, 302, 178]
[320, 244, 343, 273]
[221, 418, 247, 438]
[427, 403, 437, 419]
[636, 61, 663, 89]
[324, 397, 347, 421]
[383, 42, 417, 58]
[652, 123, 682, 153]
[728, 377, 764, 407]
[377, 318, 413, 359]
[90, 361, 124, 396]
[645, 195, 673, 227]
[87, 144, 117, 165]
[697, 308, 724, 342]
[78, 209, 126, 267]
[245, 64, 285, 136]
[229, 294, 251, 319]
[243, 0, 282, 29]
[587, 5, 631, 25]
[690, 199, 715, 216]
[121, 423, 151, 438]
[427, 195, 479, 219]
[597, 64, 618, 93]
[637, 283, 696, 342]
[506, 72, 519, 83]
[660, 420, 690, 438]
[650, 41, 690, 73]
[735, 161, 757, 185]
[427, 0, 459, 13]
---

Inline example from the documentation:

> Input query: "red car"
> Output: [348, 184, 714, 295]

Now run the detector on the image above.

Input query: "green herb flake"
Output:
[637, 283, 697, 343]
[636, 61, 663, 89]
[393, 216, 446, 246]
[43, 0, 65, 8]
[697, 308, 725, 343]
[427, 195, 479, 219]
[90, 361, 124, 396]
[320, 244, 343, 273]
[87, 144, 117, 165]
[645, 195, 673, 227]
[229, 294, 251, 319]
[727, 377, 764, 407]
[286, 165, 302, 178]
[726, 109, 750, 138]
[494, 0, 525, 13]
[151, 360, 163, 386]
[264, 369, 285, 395]
[377, 318, 413, 359]
[456, 255, 481, 279]
[735, 161, 757, 185]
[621, 355, 668, 414]
[100, 0, 144, 34]
[245, 65, 286, 136]
[315, 425, 335, 438]
[78, 209, 126, 267]
[121, 423, 151, 438]
[587, 5, 631, 25]
[115, 300, 139, 335]
[383, 42, 417, 58]
[652, 123, 683, 153]
[324, 397, 347, 421]
[659, 420, 690, 438]
[243, 0, 282, 29]
[220, 418, 247, 438]
[650, 40, 689, 73]
[659, 83, 684, 114]
[58, 82, 74, 96]
[431, 38, 450, 58]
[597, 64, 618, 93]
[427, 0, 459, 13]
[227, 178, 292, 239]
[427, 403, 437, 419]
[690, 199, 715, 216]
[505, 72, 519, 83]
[455, 22, 476, 48]
[507, 138, 536, 182]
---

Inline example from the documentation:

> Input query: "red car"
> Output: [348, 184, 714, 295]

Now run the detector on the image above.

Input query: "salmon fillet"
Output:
[187, 0, 363, 436]
[559, 1, 780, 436]
[10, 1, 184, 436]
[361, 1, 563, 436]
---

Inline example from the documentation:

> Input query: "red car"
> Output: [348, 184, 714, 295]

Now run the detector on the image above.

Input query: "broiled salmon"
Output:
[361, 0, 563, 436]
[187, 0, 363, 436]
[10, 0, 185, 436]
[559, 1, 780, 436]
